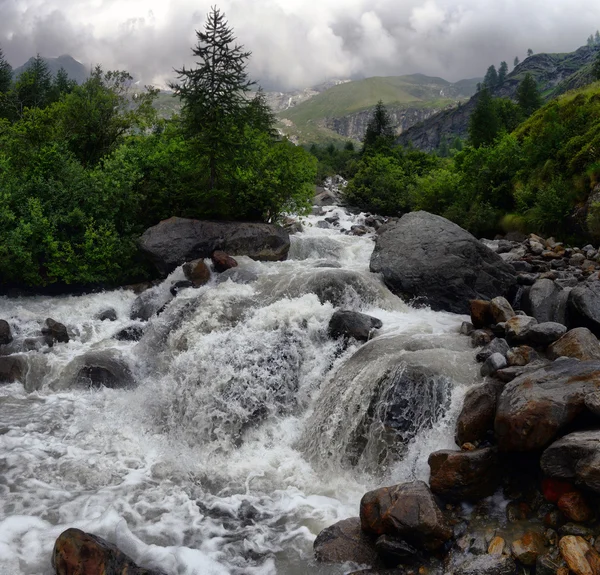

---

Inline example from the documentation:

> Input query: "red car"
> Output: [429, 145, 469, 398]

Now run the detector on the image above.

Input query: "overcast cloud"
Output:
[0, 0, 599, 90]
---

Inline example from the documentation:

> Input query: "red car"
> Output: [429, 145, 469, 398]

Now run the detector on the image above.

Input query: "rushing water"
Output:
[0, 207, 481, 575]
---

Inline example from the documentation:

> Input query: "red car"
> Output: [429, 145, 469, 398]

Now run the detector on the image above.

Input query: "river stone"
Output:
[215, 268, 259, 285]
[522, 279, 566, 324]
[481, 353, 507, 377]
[375, 535, 421, 565]
[428, 447, 499, 501]
[453, 555, 517, 575]
[495, 359, 600, 452]
[182, 258, 211, 287]
[490, 297, 515, 324]
[114, 325, 144, 342]
[211, 250, 238, 273]
[369, 212, 516, 314]
[359, 481, 452, 551]
[138, 217, 290, 275]
[170, 280, 194, 296]
[568, 283, 600, 338]
[558, 491, 593, 523]
[0, 355, 26, 383]
[52, 528, 164, 575]
[507, 345, 540, 366]
[505, 315, 538, 344]
[525, 322, 567, 346]
[313, 518, 380, 566]
[476, 338, 509, 363]
[455, 381, 504, 445]
[470, 300, 494, 329]
[559, 535, 600, 575]
[548, 328, 600, 361]
[328, 310, 383, 342]
[41, 318, 69, 344]
[0, 320, 12, 345]
[541, 431, 600, 493]
[471, 329, 493, 347]
[130, 290, 173, 321]
[58, 350, 135, 390]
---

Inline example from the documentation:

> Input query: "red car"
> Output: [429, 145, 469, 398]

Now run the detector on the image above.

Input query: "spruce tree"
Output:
[483, 65, 499, 89]
[517, 73, 542, 116]
[527, 48, 534, 57]
[171, 7, 254, 189]
[498, 61, 508, 84]
[14, 54, 52, 111]
[469, 87, 500, 148]
[0, 46, 12, 94]
[363, 100, 395, 153]
[514, 56, 520, 68]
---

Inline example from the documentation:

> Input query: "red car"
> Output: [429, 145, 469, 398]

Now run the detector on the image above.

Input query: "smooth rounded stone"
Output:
[0, 355, 27, 383]
[470, 300, 494, 329]
[505, 315, 538, 344]
[559, 535, 600, 575]
[481, 353, 507, 377]
[559, 524, 594, 538]
[518, 272, 539, 285]
[351, 225, 369, 236]
[548, 328, 600, 361]
[568, 283, 600, 338]
[460, 322, 474, 336]
[490, 297, 515, 324]
[41, 318, 69, 344]
[182, 258, 211, 287]
[96, 308, 117, 322]
[512, 260, 534, 272]
[488, 536, 506, 555]
[313, 517, 380, 566]
[130, 291, 173, 321]
[211, 250, 238, 273]
[524, 322, 567, 346]
[138, 217, 290, 275]
[507, 345, 540, 367]
[558, 491, 593, 523]
[522, 278, 566, 324]
[369, 212, 516, 315]
[328, 310, 383, 342]
[169, 280, 194, 296]
[0, 319, 12, 345]
[495, 359, 600, 451]
[455, 381, 504, 445]
[471, 329, 493, 347]
[56, 350, 135, 390]
[557, 277, 580, 289]
[375, 535, 421, 565]
[476, 339, 509, 363]
[113, 325, 144, 342]
[314, 189, 339, 206]
[428, 447, 499, 501]
[541, 431, 600, 493]
[511, 531, 546, 566]
[52, 528, 164, 575]
[360, 481, 452, 551]
[453, 555, 517, 575]
[570, 253, 587, 266]
[317, 220, 331, 229]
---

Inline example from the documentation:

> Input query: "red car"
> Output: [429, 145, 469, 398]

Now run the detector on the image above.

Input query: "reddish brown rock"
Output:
[470, 300, 494, 329]
[511, 531, 546, 566]
[52, 528, 163, 575]
[359, 481, 452, 551]
[506, 345, 539, 367]
[542, 478, 576, 503]
[455, 382, 503, 445]
[182, 259, 211, 287]
[211, 251, 238, 273]
[559, 535, 600, 575]
[490, 297, 515, 324]
[548, 328, 600, 361]
[313, 517, 380, 566]
[558, 492, 594, 523]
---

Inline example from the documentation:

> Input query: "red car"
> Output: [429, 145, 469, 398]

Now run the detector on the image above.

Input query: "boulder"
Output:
[481, 353, 507, 377]
[541, 431, 600, 493]
[96, 308, 117, 322]
[374, 535, 422, 566]
[0, 355, 26, 383]
[548, 328, 600, 361]
[211, 251, 238, 273]
[455, 382, 503, 445]
[559, 535, 600, 575]
[525, 322, 567, 346]
[470, 300, 494, 329]
[568, 283, 600, 338]
[57, 350, 135, 390]
[138, 217, 290, 275]
[428, 448, 499, 501]
[314, 189, 339, 206]
[52, 528, 164, 575]
[0, 319, 12, 345]
[471, 329, 493, 347]
[476, 339, 509, 363]
[182, 259, 211, 287]
[130, 291, 173, 321]
[113, 326, 144, 342]
[522, 279, 567, 324]
[42, 318, 69, 344]
[505, 315, 537, 344]
[507, 345, 540, 366]
[314, 518, 380, 566]
[328, 310, 383, 342]
[490, 297, 515, 324]
[495, 360, 600, 451]
[215, 268, 259, 285]
[453, 555, 517, 575]
[369, 212, 516, 314]
[511, 531, 546, 566]
[360, 481, 452, 551]
[558, 491, 593, 523]
[169, 280, 194, 296]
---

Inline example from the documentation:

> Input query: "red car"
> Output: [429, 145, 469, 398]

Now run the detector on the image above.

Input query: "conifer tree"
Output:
[517, 73, 542, 116]
[483, 65, 499, 89]
[498, 61, 508, 84]
[362, 100, 395, 153]
[0, 46, 12, 94]
[514, 56, 520, 68]
[14, 54, 52, 111]
[171, 6, 255, 189]
[592, 52, 600, 81]
[469, 86, 499, 148]
[527, 48, 534, 57]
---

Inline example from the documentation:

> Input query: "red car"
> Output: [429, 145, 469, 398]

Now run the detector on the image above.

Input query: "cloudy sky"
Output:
[1, 0, 599, 90]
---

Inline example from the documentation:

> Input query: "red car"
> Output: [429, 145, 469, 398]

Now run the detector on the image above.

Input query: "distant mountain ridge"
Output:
[13, 55, 89, 84]
[397, 43, 600, 151]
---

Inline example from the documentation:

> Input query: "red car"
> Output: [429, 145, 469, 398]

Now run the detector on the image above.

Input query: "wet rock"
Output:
[481, 353, 507, 377]
[470, 300, 494, 329]
[460, 322, 474, 336]
[58, 350, 135, 390]
[328, 310, 383, 342]
[113, 326, 144, 342]
[541, 431, 600, 493]
[314, 517, 380, 566]
[488, 536, 506, 555]
[523, 279, 566, 324]
[453, 555, 517, 575]
[211, 251, 238, 273]
[96, 308, 117, 322]
[559, 535, 600, 575]
[369, 212, 516, 314]
[471, 329, 493, 347]
[476, 339, 509, 363]
[525, 322, 568, 346]
[536, 550, 568, 575]
[375, 535, 421, 565]
[314, 189, 339, 206]
[130, 291, 173, 321]
[559, 523, 594, 538]
[138, 217, 290, 275]
[542, 478, 577, 503]
[214, 267, 259, 285]
[507, 345, 540, 366]
[490, 297, 515, 324]
[511, 531, 546, 566]
[505, 315, 537, 344]
[558, 491, 593, 523]
[169, 280, 194, 296]
[585, 391, 600, 415]
[0, 320, 12, 345]
[428, 447, 499, 501]
[351, 225, 369, 236]
[41, 318, 69, 344]
[0, 355, 26, 383]
[495, 359, 600, 451]
[52, 528, 163, 575]
[568, 283, 600, 338]
[360, 481, 452, 551]
[455, 382, 503, 445]
[548, 328, 600, 361]
[317, 220, 331, 229]
[182, 258, 211, 287]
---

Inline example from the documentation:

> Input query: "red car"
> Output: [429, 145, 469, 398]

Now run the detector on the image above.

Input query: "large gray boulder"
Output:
[568, 283, 600, 337]
[369, 212, 516, 314]
[522, 279, 568, 324]
[138, 217, 290, 275]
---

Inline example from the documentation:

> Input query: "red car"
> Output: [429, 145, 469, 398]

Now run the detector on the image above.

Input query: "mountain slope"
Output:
[13, 55, 89, 84]
[277, 74, 480, 144]
[397, 44, 600, 151]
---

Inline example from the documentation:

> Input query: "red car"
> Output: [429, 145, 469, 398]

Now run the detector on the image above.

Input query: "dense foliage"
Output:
[0, 9, 316, 290]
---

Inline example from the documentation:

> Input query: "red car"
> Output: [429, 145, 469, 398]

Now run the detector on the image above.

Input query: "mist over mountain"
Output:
[13, 55, 89, 84]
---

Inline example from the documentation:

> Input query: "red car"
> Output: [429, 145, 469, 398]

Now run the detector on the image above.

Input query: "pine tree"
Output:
[588, 35, 595, 47]
[595, 30, 600, 45]
[171, 6, 254, 189]
[498, 61, 508, 84]
[0, 46, 12, 94]
[469, 86, 500, 148]
[527, 48, 534, 57]
[517, 73, 542, 116]
[362, 100, 395, 153]
[14, 54, 52, 111]
[514, 56, 520, 68]
[483, 65, 499, 89]
[52, 67, 76, 97]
